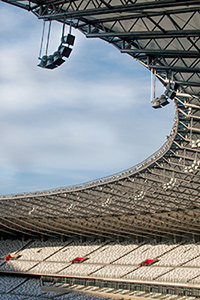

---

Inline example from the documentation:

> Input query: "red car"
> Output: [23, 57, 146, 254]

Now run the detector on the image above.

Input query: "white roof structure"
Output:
[0, 0, 200, 239]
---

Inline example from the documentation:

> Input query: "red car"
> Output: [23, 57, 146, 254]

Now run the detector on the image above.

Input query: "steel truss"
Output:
[0, 0, 200, 239]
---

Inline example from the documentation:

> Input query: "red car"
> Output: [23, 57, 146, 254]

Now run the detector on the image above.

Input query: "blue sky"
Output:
[0, 2, 175, 195]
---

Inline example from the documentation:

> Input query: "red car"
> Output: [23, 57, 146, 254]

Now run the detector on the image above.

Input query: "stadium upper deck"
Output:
[0, 0, 200, 239]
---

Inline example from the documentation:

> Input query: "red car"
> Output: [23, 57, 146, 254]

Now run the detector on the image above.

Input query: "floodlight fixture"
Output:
[170, 82, 179, 91]
[37, 55, 48, 68]
[61, 34, 75, 46]
[163, 177, 176, 190]
[58, 45, 72, 58]
[53, 51, 65, 66]
[160, 95, 169, 107]
[165, 82, 179, 99]
[45, 55, 58, 69]
[184, 159, 200, 173]
[191, 139, 200, 148]
[152, 94, 169, 109]
[152, 97, 162, 109]
[165, 89, 176, 100]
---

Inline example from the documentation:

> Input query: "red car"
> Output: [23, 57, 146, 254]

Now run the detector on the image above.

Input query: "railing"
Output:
[41, 275, 200, 297]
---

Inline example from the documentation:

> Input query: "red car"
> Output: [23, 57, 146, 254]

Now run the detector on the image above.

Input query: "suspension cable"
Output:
[45, 21, 52, 56]
[151, 68, 153, 102]
[69, 18, 72, 34]
[151, 69, 156, 102]
[38, 20, 45, 59]
[62, 19, 65, 40]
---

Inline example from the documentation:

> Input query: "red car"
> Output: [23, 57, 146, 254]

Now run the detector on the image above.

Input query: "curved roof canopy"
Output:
[0, 0, 200, 239]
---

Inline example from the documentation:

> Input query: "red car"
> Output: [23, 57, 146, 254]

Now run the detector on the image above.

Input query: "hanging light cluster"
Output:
[152, 94, 169, 109]
[38, 33, 75, 69]
[151, 70, 179, 109]
[37, 21, 75, 70]
[165, 82, 179, 100]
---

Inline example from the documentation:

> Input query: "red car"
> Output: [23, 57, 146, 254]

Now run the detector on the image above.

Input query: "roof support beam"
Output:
[86, 30, 200, 39]
[121, 49, 200, 58]
[89, 7, 200, 24]
[149, 65, 200, 73]
[176, 81, 200, 87]
[37, 0, 200, 19]
[1, 0, 30, 10]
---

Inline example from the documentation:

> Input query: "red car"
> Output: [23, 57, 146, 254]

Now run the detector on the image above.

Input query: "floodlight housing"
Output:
[165, 82, 179, 99]
[61, 34, 75, 46]
[160, 95, 169, 107]
[170, 82, 179, 92]
[37, 55, 48, 68]
[45, 55, 58, 69]
[165, 90, 176, 100]
[58, 45, 72, 58]
[152, 97, 161, 109]
[53, 51, 65, 66]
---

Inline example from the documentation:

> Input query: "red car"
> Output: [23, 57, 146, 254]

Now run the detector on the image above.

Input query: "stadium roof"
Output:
[0, 0, 200, 239]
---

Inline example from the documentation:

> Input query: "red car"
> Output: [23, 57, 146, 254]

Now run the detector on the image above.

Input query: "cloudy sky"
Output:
[0, 2, 175, 195]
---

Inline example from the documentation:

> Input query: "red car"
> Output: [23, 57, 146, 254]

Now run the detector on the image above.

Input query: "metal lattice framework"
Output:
[1, 0, 200, 240]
